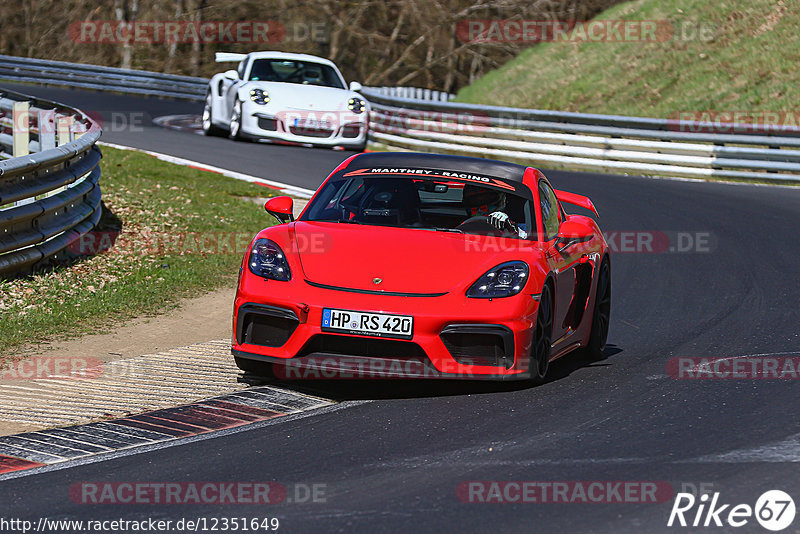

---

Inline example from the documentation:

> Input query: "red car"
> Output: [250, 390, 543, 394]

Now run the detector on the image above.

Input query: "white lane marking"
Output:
[680, 433, 800, 464]
[619, 171, 800, 189]
[98, 141, 316, 198]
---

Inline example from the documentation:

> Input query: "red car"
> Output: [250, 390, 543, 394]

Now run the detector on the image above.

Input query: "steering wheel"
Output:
[455, 216, 505, 237]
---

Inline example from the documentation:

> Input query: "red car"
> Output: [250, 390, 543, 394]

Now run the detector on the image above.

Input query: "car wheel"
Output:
[234, 356, 275, 378]
[201, 92, 225, 136]
[342, 139, 367, 152]
[229, 98, 244, 140]
[530, 282, 553, 384]
[583, 257, 611, 361]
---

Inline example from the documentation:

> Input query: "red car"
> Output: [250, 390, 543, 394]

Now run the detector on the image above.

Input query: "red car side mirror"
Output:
[556, 218, 594, 250]
[264, 196, 294, 224]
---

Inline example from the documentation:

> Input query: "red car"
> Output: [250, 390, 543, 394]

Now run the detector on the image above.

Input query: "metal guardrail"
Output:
[0, 55, 207, 102]
[0, 55, 457, 104]
[0, 55, 454, 104]
[3, 55, 796, 182]
[0, 87, 102, 277]
[364, 86, 454, 102]
[360, 88, 800, 182]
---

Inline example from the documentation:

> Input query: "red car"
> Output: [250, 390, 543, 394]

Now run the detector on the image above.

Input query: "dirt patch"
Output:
[752, 0, 786, 37]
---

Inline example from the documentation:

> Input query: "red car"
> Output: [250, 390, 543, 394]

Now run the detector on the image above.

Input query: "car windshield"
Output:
[301, 176, 534, 240]
[248, 59, 345, 89]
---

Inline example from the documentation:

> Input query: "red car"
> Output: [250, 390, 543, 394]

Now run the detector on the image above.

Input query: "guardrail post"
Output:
[38, 110, 56, 151]
[73, 116, 88, 140]
[12, 101, 30, 157]
[56, 115, 73, 146]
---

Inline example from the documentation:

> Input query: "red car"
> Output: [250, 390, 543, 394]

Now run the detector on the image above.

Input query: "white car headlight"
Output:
[250, 89, 270, 105]
[348, 97, 365, 114]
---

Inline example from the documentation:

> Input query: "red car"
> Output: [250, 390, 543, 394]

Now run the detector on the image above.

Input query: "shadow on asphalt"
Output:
[239, 344, 623, 401]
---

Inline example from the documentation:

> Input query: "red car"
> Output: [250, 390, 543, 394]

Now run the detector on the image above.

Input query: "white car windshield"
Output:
[248, 59, 345, 89]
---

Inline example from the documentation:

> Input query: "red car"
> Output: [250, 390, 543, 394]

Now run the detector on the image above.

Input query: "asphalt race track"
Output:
[2, 84, 799, 533]
[0, 83, 352, 189]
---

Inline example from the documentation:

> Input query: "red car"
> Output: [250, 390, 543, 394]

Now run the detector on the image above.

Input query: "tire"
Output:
[201, 92, 226, 136]
[234, 356, 275, 378]
[583, 257, 611, 361]
[342, 139, 367, 152]
[529, 282, 554, 385]
[229, 98, 245, 141]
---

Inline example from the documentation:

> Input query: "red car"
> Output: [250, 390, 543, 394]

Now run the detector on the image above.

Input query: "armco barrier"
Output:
[0, 54, 207, 102]
[360, 88, 800, 182]
[2, 54, 797, 182]
[0, 87, 102, 276]
[0, 55, 451, 104]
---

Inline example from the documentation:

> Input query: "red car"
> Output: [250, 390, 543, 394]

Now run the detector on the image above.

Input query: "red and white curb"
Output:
[98, 141, 316, 199]
[0, 386, 333, 476]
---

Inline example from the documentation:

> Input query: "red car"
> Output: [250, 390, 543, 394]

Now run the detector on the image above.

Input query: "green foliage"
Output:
[456, 0, 798, 116]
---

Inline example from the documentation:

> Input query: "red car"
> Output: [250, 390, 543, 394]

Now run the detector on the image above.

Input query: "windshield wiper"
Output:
[419, 227, 463, 233]
[310, 218, 364, 224]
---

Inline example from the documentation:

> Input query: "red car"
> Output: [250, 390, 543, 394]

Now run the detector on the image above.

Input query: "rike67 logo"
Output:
[668, 490, 795, 531]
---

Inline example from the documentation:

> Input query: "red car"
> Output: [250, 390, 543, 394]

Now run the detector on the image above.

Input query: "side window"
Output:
[538, 181, 560, 240]
[237, 60, 247, 80]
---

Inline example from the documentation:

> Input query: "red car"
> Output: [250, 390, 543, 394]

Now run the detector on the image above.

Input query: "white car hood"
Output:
[244, 81, 358, 112]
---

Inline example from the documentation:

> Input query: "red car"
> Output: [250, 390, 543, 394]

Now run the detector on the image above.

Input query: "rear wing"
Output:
[554, 189, 599, 217]
[215, 52, 248, 63]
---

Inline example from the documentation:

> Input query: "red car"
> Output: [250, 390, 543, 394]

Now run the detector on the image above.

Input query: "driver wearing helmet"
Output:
[462, 185, 528, 238]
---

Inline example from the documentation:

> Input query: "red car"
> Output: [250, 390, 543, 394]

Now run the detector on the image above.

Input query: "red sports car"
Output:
[232, 152, 610, 381]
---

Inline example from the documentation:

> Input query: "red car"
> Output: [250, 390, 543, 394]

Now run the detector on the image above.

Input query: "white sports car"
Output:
[202, 51, 369, 151]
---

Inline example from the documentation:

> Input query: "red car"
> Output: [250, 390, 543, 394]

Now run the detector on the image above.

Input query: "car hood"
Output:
[291, 222, 536, 295]
[243, 81, 356, 112]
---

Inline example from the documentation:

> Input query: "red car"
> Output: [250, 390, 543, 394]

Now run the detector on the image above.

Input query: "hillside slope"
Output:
[456, 0, 797, 117]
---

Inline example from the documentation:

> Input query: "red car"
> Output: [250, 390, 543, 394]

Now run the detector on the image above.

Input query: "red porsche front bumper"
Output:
[232, 272, 541, 380]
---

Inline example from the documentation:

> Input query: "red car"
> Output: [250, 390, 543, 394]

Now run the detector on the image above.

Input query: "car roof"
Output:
[247, 51, 337, 68]
[343, 152, 529, 182]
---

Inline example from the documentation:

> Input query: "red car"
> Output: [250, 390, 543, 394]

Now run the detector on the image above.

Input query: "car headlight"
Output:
[248, 238, 291, 281]
[348, 97, 365, 113]
[250, 89, 270, 105]
[466, 261, 528, 298]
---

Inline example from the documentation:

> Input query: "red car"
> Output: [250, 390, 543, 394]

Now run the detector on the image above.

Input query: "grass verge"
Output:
[0, 146, 277, 357]
[455, 0, 796, 117]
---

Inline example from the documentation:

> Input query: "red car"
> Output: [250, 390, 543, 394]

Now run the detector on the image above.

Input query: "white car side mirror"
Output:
[349, 81, 363, 92]
[223, 69, 239, 80]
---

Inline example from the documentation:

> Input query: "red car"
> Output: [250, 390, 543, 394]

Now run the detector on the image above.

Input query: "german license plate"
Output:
[322, 308, 413, 339]
[294, 118, 330, 129]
